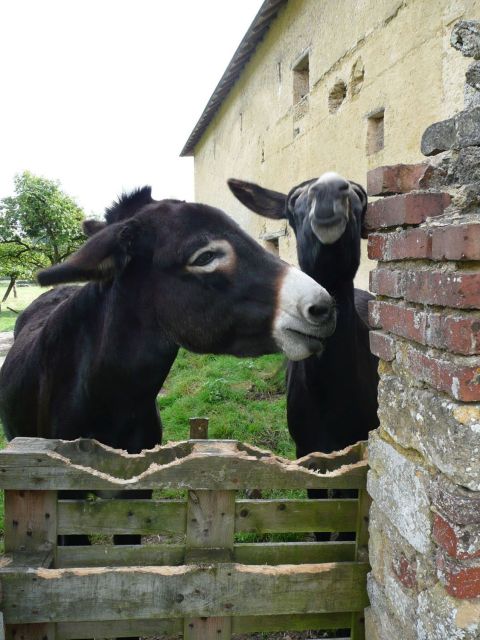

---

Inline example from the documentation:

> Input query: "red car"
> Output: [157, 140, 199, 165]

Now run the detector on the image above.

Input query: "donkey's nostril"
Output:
[308, 303, 332, 321]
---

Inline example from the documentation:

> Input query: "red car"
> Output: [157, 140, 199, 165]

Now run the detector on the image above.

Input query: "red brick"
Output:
[405, 270, 480, 309]
[369, 300, 426, 344]
[403, 343, 480, 401]
[391, 554, 418, 589]
[369, 330, 396, 361]
[427, 313, 480, 355]
[367, 163, 432, 196]
[369, 300, 480, 355]
[369, 268, 405, 298]
[433, 513, 480, 560]
[432, 223, 480, 260]
[368, 228, 432, 261]
[364, 192, 451, 232]
[437, 552, 480, 599]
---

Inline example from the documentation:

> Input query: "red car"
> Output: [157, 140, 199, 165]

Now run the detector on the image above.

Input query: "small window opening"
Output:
[264, 237, 279, 256]
[328, 80, 347, 114]
[367, 110, 385, 155]
[293, 53, 309, 104]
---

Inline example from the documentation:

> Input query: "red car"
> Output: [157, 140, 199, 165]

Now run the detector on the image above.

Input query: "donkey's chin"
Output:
[274, 328, 327, 361]
[311, 216, 347, 245]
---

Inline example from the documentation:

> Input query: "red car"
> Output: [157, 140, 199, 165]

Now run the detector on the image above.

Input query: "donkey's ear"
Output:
[83, 218, 107, 237]
[38, 219, 140, 286]
[228, 178, 287, 219]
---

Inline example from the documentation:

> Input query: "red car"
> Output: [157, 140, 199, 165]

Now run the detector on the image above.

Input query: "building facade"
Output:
[181, 0, 480, 288]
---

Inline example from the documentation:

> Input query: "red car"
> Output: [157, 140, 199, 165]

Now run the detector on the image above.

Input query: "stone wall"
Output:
[365, 22, 480, 639]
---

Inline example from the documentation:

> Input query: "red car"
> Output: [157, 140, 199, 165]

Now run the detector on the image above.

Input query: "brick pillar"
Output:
[364, 20, 480, 640]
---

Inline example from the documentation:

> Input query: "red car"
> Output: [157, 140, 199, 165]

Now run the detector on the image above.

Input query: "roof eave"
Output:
[180, 0, 288, 157]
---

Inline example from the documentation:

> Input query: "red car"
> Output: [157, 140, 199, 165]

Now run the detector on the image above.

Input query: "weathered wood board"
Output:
[1, 561, 369, 623]
[0, 438, 367, 490]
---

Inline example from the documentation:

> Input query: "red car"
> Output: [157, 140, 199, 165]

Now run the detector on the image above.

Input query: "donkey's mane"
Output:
[105, 186, 153, 225]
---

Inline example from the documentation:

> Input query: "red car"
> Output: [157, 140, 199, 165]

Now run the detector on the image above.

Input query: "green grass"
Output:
[159, 349, 294, 457]
[0, 282, 48, 332]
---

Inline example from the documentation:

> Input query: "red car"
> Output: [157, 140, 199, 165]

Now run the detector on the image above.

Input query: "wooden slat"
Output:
[234, 541, 356, 564]
[57, 612, 351, 639]
[235, 499, 357, 533]
[57, 499, 186, 535]
[56, 540, 355, 568]
[0, 439, 367, 491]
[57, 498, 357, 535]
[56, 543, 186, 568]
[0, 562, 370, 623]
[4, 490, 57, 640]
[351, 486, 372, 640]
[184, 489, 236, 638]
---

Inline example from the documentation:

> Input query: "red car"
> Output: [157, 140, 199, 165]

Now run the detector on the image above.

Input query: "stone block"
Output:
[418, 147, 480, 188]
[377, 373, 480, 490]
[421, 118, 456, 156]
[367, 432, 432, 554]
[432, 474, 480, 525]
[456, 107, 480, 148]
[451, 20, 480, 59]
[369, 502, 436, 592]
[367, 574, 417, 640]
[417, 583, 480, 639]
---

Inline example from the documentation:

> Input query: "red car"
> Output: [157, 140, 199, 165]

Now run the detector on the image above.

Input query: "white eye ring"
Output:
[186, 239, 236, 273]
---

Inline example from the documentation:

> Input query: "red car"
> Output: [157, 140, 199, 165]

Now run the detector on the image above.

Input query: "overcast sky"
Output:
[0, 0, 262, 216]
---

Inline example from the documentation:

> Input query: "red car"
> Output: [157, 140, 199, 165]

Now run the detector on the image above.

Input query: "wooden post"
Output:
[189, 416, 209, 439]
[185, 417, 235, 639]
[350, 486, 371, 640]
[4, 489, 57, 640]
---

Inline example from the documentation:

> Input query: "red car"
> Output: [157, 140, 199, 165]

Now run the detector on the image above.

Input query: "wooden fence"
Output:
[0, 419, 370, 639]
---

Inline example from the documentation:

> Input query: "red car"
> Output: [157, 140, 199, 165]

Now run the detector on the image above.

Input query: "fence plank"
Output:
[57, 499, 186, 535]
[4, 490, 57, 640]
[57, 498, 357, 535]
[56, 540, 355, 568]
[235, 499, 357, 533]
[0, 562, 370, 623]
[0, 439, 367, 490]
[184, 489, 236, 639]
[57, 612, 352, 639]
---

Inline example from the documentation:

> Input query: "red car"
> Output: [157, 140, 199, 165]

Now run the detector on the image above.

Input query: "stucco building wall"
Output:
[190, 0, 480, 288]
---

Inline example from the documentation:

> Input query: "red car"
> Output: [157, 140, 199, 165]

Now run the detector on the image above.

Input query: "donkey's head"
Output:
[38, 187, 336, 361]
[228, 172, 367, 285]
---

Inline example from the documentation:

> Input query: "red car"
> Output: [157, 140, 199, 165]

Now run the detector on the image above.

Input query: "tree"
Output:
[0, 171, 85, 303]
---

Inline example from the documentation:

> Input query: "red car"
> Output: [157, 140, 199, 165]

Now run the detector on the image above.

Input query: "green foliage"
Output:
[0, 171, 85, 280]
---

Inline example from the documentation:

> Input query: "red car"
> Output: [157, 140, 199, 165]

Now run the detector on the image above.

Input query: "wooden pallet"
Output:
[0, 419, 370, 639]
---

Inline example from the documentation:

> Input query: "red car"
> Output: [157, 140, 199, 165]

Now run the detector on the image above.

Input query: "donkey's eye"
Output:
[190, 251, 217, 267]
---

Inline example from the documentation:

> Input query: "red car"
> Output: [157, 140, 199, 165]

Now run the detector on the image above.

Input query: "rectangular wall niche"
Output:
[293, 53, 310, 104]
[367, 109, 385, 155]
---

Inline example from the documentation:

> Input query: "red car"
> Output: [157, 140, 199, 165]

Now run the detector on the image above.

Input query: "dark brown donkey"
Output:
[0, 186, 335, 544]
